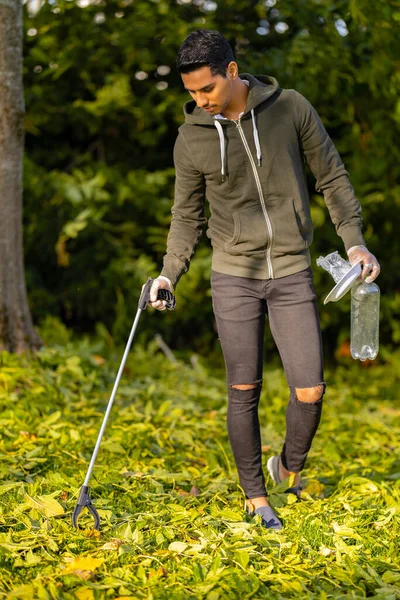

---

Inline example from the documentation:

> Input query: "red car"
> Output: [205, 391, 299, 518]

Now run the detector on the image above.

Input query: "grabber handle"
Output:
[139, 278, 176, 311]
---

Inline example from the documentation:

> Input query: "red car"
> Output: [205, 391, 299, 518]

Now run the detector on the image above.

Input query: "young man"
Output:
[149, 30, 380, 529]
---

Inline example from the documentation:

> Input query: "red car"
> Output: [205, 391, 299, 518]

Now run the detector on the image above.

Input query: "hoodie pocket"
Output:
[267, 197, 308, 255]
[224, 207, 268, 255]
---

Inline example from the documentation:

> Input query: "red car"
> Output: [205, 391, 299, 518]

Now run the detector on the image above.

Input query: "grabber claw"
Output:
[72, 485, 100, 530]
[72, 278, 175, 530]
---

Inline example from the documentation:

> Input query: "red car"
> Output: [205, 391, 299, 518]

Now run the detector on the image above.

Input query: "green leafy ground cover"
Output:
[0, 335, 399, 599]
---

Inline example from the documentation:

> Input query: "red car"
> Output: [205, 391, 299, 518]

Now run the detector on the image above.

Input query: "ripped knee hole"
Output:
[231, 383, 258, 391]
[295, 384, 325, 404]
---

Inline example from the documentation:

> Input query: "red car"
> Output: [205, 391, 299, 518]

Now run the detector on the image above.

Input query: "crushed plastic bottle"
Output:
[316, 251, 352, 284]
[350, 281, 380, 361]
[317, 251, 381, 361]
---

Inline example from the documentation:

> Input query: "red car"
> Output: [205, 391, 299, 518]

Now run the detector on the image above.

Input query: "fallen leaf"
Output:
[100, 539, 123, 551]
[148, 567, 168, 579]
[168, 541, 187, 553]
[332, 522, 362, 539]
[25, 493, 65, 517]
[0, 482, 23, 496]
[19, 431, 38, 441]
[64, 557, 104, 575]
[75, 588, 95, 600]
[319, 545, 333, 556]
[303, 480, 326, 498]
[70, 570, 93, 581]
[86, 529, 101, 539]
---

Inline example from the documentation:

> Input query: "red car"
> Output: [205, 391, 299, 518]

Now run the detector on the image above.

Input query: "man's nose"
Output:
[196, 94, 208, 108]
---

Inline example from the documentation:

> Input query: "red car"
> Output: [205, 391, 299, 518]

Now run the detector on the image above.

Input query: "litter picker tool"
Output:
[72, 278, 175, 530]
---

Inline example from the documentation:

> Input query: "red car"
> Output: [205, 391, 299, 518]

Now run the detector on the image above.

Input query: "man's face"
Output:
[181, 65, 234, 116]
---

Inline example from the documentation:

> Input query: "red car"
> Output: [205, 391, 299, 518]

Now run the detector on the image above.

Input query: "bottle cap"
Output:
[324, 262, 361, 304]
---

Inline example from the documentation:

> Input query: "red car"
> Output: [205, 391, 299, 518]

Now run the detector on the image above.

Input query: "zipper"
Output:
[234, 115, 274, 279]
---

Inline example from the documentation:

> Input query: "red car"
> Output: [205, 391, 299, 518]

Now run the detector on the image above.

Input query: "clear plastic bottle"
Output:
[350, 281, 380, 361]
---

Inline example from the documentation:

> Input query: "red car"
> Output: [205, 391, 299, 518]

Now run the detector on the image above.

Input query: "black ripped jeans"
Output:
[211, 267, 325, 499]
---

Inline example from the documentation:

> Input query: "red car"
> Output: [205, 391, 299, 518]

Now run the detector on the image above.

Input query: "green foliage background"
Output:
[0, 322, 399, 598]
[3, 5, 398, 595]
[22, 0, 400, 358]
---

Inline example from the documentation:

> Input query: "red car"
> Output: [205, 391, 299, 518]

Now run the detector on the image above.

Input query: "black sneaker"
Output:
[250, 505, 283, 530]
[267, 455, 303, 497]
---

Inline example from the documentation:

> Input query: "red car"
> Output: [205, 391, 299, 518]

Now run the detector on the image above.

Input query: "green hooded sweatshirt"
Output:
[160, 73, 365, 287]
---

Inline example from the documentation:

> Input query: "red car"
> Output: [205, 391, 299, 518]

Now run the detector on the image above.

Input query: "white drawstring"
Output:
[213, 110, 262, 180]
[213, 119, 226, 182]
[251, 109, 262, 167]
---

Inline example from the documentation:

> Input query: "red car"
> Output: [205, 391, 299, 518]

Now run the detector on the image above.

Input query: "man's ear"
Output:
[227, 61, 238, 79]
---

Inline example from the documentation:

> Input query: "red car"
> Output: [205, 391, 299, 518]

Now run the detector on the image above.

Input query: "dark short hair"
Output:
[177, 29, 235, 77]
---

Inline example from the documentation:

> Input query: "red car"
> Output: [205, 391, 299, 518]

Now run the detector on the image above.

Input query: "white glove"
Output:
[148, 276, 174, 311]
[347, 245, 380, 283]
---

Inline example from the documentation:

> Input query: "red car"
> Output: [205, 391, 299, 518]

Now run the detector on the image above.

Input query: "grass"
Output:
[0, 332, 399, 599]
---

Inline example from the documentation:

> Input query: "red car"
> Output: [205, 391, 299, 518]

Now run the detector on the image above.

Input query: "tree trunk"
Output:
[0, 0, 41, 352]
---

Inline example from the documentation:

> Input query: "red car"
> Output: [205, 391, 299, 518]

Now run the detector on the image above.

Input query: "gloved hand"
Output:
[347, 245, 380, 283]
[148, 276, 174, 311]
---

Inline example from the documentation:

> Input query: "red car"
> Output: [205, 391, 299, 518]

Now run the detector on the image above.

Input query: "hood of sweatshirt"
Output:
[182, 73, 280, 182]
[182, 73, 280, 125]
